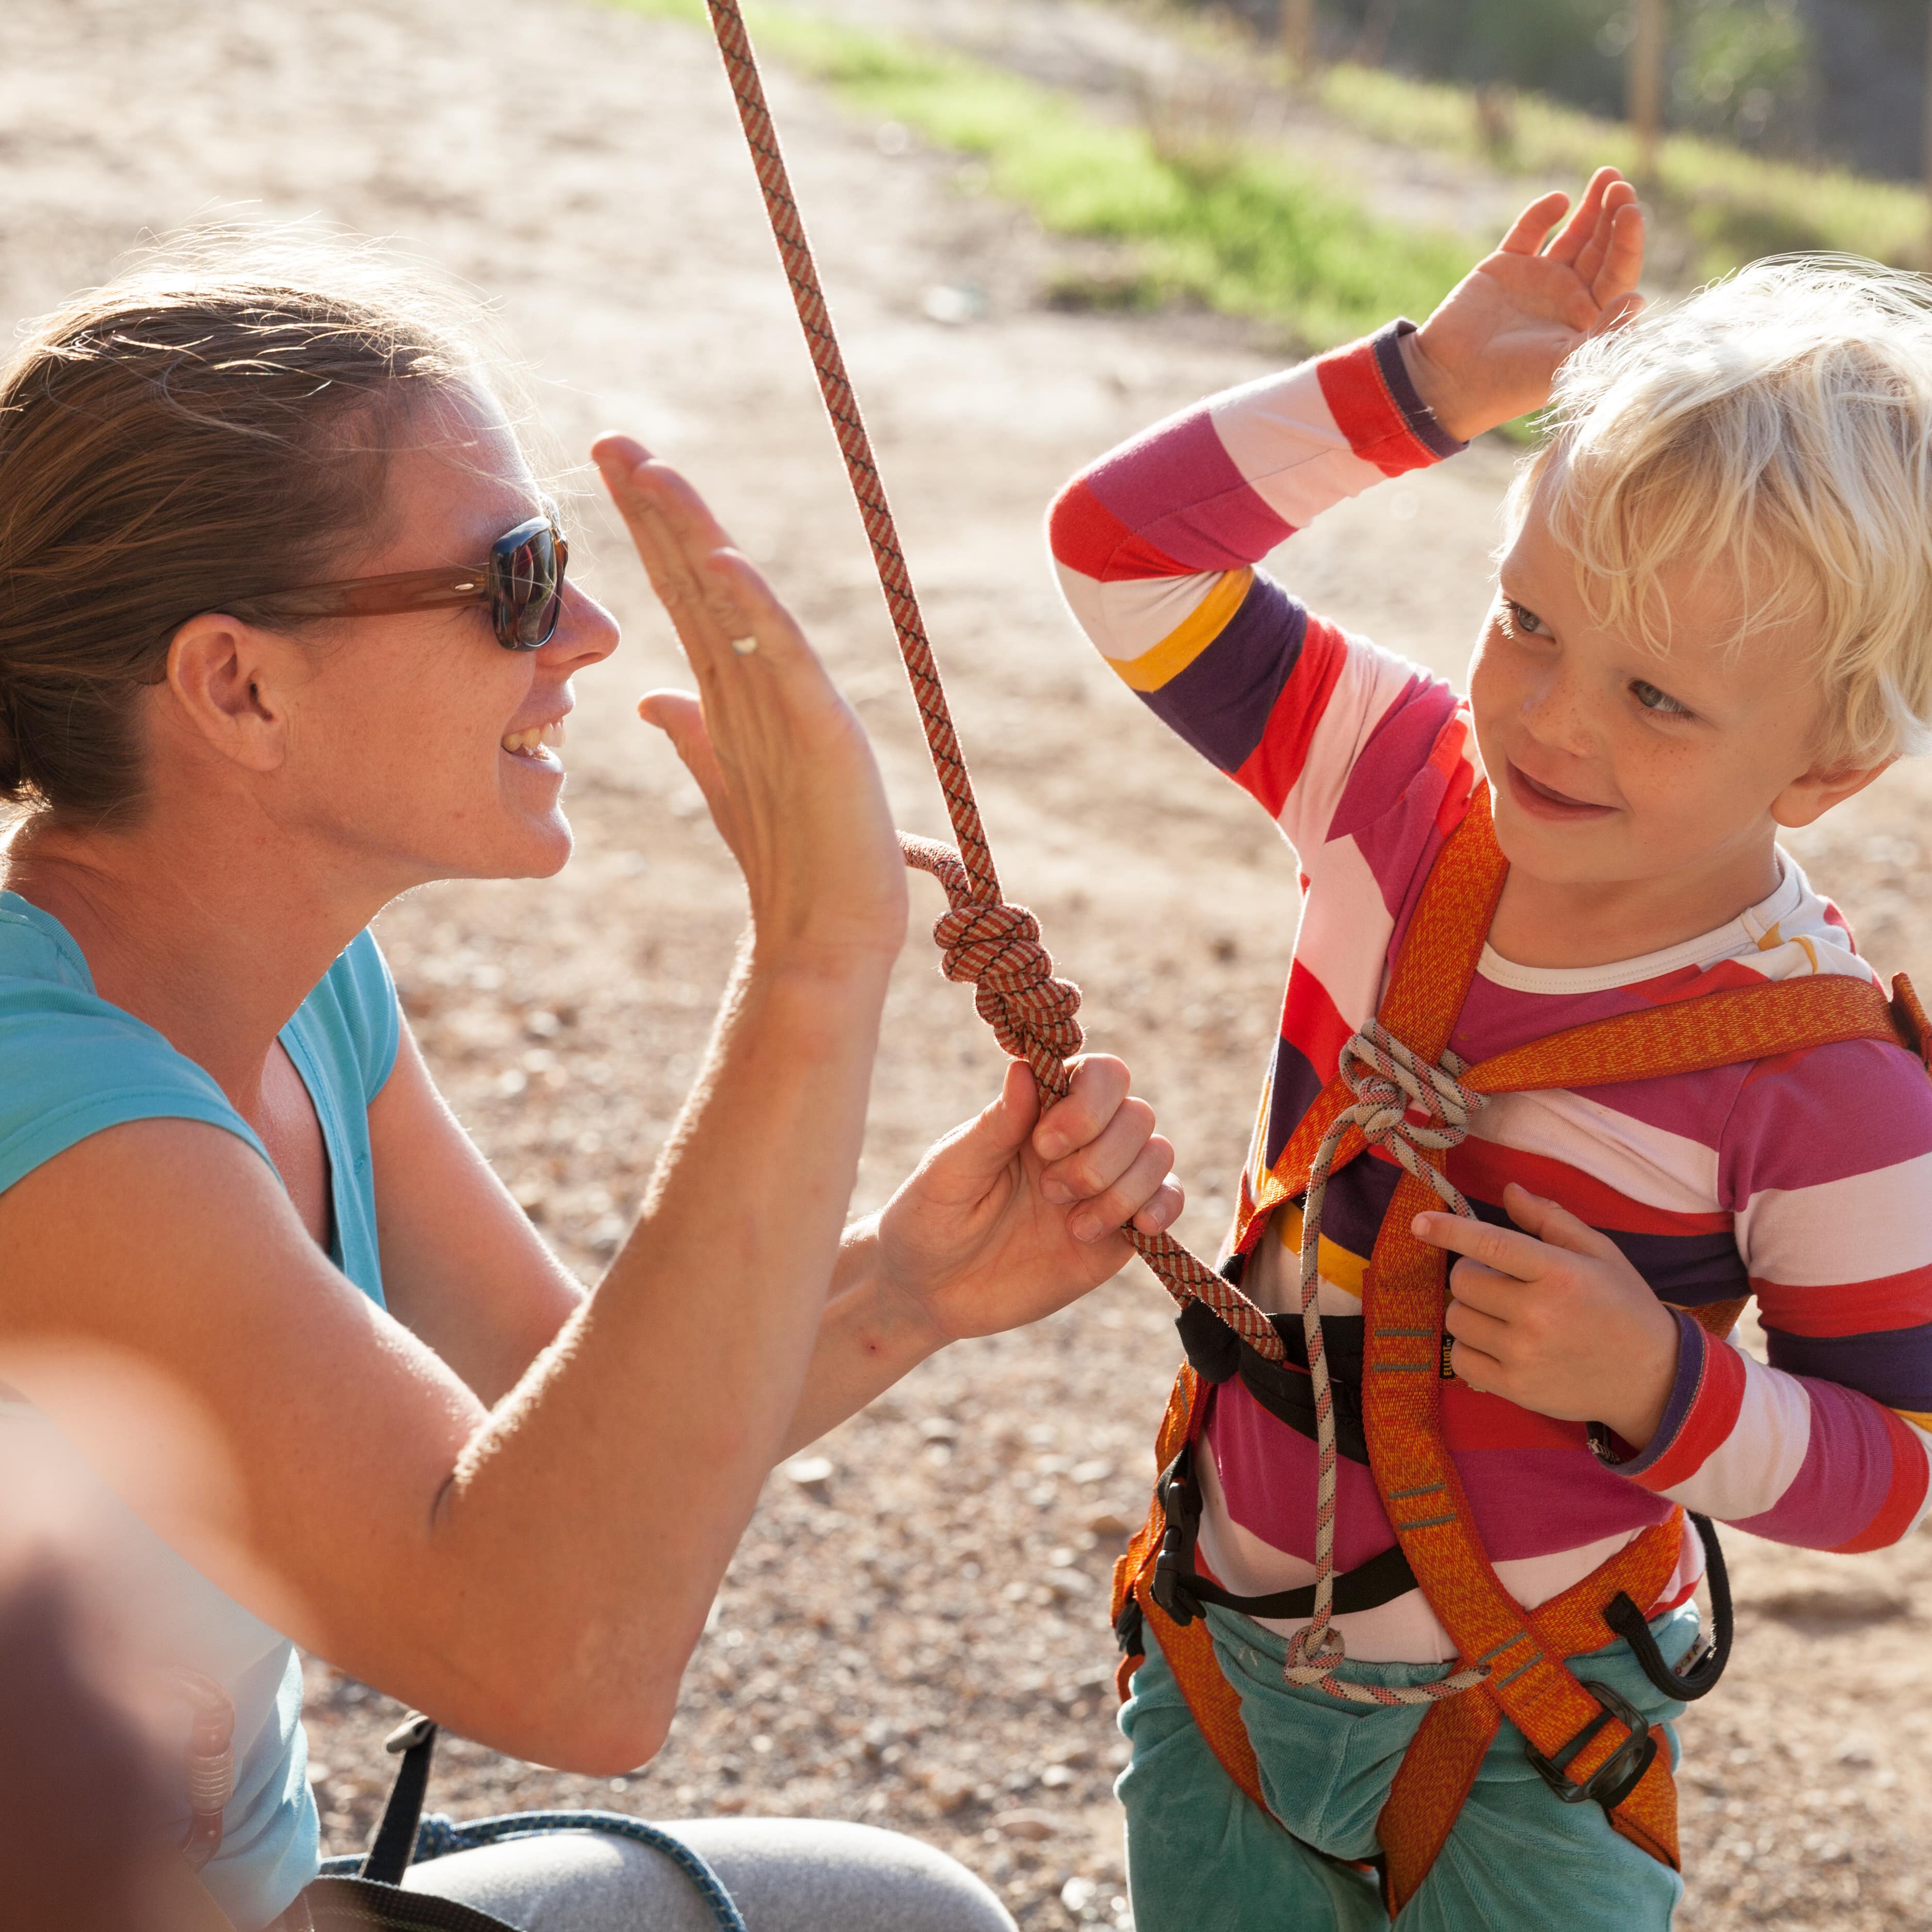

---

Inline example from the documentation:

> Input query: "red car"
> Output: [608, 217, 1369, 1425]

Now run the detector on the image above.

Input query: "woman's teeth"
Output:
[501, 720, 567, 760]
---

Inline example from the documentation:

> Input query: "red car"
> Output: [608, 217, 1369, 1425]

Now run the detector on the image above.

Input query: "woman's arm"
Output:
[367, 1023, 585, 1404]
[0, 449, 905, 1775]
[371, 993, 1178, 1437]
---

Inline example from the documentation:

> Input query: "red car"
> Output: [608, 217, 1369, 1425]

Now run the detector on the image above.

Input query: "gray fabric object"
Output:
[400, 1818, 1016, 1932]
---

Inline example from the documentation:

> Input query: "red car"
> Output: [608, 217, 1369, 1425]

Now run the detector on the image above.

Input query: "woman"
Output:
[0, 246, 1181, 1931]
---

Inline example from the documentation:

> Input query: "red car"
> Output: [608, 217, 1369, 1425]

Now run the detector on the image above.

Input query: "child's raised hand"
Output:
[1398, 167, 1645, 444]
[1412, 1181, 1680, 1449]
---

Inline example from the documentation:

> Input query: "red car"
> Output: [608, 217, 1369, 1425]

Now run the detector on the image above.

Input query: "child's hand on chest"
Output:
[1414, 1180, 1680, 1450]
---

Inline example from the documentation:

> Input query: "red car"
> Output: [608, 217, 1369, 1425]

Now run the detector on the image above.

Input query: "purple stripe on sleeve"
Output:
[1765, 1321, 1932, 1410]
[1597, 1313, 1709, 1479]
[1730, 1375, 1894, 1547]
[1375, 321, 1468, 462]
[1136, 574, 1306, 775]
[1082, 409, 1290, 570]
[1141, 485, 1298, 576]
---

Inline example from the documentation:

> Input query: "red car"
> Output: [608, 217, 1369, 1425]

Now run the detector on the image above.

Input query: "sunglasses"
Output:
[236, 498, 569, 651]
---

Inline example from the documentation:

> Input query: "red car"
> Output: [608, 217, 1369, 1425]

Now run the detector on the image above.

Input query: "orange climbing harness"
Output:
[693, 4, 1932, 1913]
[1109, 791, 1932, 1914]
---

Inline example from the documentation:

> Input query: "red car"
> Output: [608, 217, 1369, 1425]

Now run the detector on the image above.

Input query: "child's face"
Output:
[1470, 496, 1846, 895]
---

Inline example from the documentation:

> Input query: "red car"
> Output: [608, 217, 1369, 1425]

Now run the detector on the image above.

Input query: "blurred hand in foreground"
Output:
[0, 1559, 184, 1932]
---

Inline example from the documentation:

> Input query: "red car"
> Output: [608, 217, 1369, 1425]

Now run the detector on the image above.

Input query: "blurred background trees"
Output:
[1219, 1, 1932, 182]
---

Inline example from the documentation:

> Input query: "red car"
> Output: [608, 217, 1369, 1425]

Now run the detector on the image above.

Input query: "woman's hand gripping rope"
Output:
[1282, 1023, 1490, 1704]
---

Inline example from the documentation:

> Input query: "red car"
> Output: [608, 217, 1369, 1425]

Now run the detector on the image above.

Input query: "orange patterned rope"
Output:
[700, 0, 1284, 1362]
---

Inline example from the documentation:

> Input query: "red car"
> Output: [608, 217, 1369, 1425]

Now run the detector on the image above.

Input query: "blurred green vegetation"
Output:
[1313, 59, 1929, 279]
[1308, 1, 1814, 152]
[610, 0, 1469, 351]
[607, 0, 1931, 389]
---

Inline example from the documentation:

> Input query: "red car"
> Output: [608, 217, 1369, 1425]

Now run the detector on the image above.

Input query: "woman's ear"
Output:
[1770, 753, 1895, 830]
[159, 614, 296, 775]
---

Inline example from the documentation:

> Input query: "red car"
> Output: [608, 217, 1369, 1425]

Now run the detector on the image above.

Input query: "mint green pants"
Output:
[1118, 1603, 1698, 1931]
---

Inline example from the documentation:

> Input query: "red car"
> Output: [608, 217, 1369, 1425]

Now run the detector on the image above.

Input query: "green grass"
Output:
[608, 0, 1470, 352]
[1312, 60, 1931, 280]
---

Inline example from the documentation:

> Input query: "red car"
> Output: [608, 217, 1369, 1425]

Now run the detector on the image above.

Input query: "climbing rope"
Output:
[1281, 1022, 1489, 1703]
[700, 0, 1284, 1363]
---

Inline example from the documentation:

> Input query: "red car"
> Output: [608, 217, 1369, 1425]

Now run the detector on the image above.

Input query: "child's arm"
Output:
[1616, 1047, 1932, 1551]
[1049, 170, 1643, 855]
[1422, 1044, 1932, 1553]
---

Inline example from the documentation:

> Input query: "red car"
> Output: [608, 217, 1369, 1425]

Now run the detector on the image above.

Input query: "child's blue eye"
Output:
[1632, 679, 1692, 718]
[1504, 600, 1545, 636]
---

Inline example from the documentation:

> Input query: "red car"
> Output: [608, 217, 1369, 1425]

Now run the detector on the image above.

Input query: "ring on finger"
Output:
[729, 634, 759, 657]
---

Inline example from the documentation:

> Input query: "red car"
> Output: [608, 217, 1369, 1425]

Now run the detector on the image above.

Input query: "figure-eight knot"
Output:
[898, 834, 1084, 1100]
[1331, 1023, 1482, 1210]
[1279, 1020, 1490, 1704]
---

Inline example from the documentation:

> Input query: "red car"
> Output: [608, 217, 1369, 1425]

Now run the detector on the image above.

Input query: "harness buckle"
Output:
[1524, 1679, 1657, 1813]
[1149, 1449, 1204, 1627]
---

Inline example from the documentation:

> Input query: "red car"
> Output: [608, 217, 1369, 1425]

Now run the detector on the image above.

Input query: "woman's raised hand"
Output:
[593, 437, 908, 973]
[872, 1055, 1182, 1345]
[1399, 166, 1645, 444]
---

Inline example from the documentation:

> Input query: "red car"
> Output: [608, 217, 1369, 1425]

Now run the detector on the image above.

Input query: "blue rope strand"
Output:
[317, 1811, 747, 1932]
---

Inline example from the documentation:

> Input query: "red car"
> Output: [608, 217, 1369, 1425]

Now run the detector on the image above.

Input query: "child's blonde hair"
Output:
[1507, 255, 1932, 768]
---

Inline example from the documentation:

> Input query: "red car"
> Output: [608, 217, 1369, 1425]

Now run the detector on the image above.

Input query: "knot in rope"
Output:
[1278, 1020, 1489, 1704]
[1333, 1022, 1481, 1206]
[900, 835, 1084, 1098]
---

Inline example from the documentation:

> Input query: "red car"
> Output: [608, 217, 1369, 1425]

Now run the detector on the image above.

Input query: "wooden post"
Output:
[1282, 0, 1317, 83]
[1629, 0, 1665, 182]
[1923, 0, 1932, 233]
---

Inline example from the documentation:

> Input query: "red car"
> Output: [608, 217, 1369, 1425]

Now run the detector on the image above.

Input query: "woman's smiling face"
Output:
[1469, 491, 1837, 896]
[265, 393, 620, 892]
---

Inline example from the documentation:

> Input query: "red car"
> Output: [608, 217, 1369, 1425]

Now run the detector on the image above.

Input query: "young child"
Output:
[1049, 168, 1932, 1929]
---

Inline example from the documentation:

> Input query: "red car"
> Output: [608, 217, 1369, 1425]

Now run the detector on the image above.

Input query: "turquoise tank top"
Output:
[0, 889, 399, 1929]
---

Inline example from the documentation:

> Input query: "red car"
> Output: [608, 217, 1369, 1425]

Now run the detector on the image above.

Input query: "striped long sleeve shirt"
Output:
[1049, 321, 1932, 1663]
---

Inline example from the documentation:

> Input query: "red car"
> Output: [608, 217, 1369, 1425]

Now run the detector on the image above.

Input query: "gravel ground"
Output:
[4, 2, 1931, 1926]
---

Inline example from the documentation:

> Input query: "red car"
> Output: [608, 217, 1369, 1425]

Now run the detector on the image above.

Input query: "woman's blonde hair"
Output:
[0, 226, 512, 824]
[1507, 255, 1932, 768]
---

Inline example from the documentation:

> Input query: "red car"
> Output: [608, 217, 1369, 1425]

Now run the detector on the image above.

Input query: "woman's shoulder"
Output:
[0, 891, 251, 1196]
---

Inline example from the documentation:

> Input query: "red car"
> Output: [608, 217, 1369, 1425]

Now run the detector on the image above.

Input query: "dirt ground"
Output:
[5, 1, 1932, 1925]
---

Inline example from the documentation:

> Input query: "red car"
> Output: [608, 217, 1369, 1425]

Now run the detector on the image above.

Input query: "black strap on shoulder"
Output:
[1148, 1443, 1419, 1628]
[360, 1713, 438, 1886]
[1603, 1511, 1732, 1702]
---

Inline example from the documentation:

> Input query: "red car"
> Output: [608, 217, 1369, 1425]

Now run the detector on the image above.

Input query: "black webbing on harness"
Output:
[1149, 1442, 1421, 1627]
[1604, 1511, 1733, 1701]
